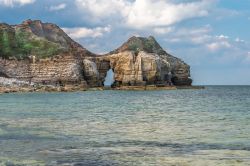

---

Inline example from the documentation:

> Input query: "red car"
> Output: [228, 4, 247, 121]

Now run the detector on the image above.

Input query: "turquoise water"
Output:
[0, 86, 250, 166]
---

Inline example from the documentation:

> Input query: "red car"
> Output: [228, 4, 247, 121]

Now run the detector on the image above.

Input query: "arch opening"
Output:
[103, 68, 115, 87]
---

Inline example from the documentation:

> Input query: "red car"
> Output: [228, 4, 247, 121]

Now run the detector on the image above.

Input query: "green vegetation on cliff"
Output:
[127, 36, 166, 55]
[0, 28, 63, 59]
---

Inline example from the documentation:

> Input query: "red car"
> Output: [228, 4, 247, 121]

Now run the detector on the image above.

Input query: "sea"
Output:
[0, 86, 249, 166]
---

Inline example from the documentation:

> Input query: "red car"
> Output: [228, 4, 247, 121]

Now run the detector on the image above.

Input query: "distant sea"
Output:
[0, 86, 250, 166]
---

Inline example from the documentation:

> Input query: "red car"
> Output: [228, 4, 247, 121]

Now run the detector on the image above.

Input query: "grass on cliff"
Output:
[0, 29, 63, 59]
[127, 37, 166, 55]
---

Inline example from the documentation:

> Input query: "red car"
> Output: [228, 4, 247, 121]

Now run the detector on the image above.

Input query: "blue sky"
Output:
[0, 0, 250, 85]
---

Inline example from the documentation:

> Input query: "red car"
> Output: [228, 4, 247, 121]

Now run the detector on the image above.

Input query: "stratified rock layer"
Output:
[0, 20, 192, 88]
[92, 36, 192, 87]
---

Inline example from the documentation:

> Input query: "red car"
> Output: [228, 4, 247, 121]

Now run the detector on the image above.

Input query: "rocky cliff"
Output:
[0, 20, 192, 89]
[94, 36, 192, 86]
[0, 20, 94, 85]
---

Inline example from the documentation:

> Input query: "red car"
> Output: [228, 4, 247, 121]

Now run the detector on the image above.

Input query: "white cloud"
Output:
[207, 41, 231, 52]
[191, 35, 212, 44]
[235, 37, 245, 43]
[168, 38, 181, 43]
[166, 25, 213, 44]
[248, 52, 250, 55]
[75, 0, 128, 18]
[0, 0, 35, 7]
[216, 34, 229, 40]
[214, 8, 240, 20]
[49, 3, 66, 11]
[246, 52, 250, 63]
[62, 26, 111, 39]
[126, 0, 210, 29]
[176, 25, 212, 36]
[206, 34, 233, 51]
[76, 0, 213, 29]
[163, 25, 235, 52]
[164, 25, 242, 54]
[153, 27, 173, 34]
[169, 25, 232, 52]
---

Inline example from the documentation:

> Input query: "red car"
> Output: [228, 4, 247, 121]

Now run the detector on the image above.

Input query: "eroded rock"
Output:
[95, 36, 192, 87]
[0, 20, 192, 91]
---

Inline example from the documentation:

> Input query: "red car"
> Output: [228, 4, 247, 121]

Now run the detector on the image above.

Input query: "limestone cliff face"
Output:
[0, 54, 86, 85]
[0, 20, 192, 87]
[0, 20, 90, 85]
[95, 51, 170, 86]
[93, 36, 192, 86]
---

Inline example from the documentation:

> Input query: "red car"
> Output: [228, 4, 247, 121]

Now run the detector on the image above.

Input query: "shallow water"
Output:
[0, 86, 250, 166]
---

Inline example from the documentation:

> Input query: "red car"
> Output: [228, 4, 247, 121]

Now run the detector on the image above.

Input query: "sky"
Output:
[0, 0, 250, 85]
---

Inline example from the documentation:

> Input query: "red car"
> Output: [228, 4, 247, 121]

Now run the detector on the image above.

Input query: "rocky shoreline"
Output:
[0, 86, 205, 94]
[0, 77, 204, 94]
[0, 78, 204, 94]
[0, 85, 87, 94]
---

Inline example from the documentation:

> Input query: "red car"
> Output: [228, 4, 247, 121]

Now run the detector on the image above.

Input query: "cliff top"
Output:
[0, 19, 93, 60]
[109, 36, 168, 55]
